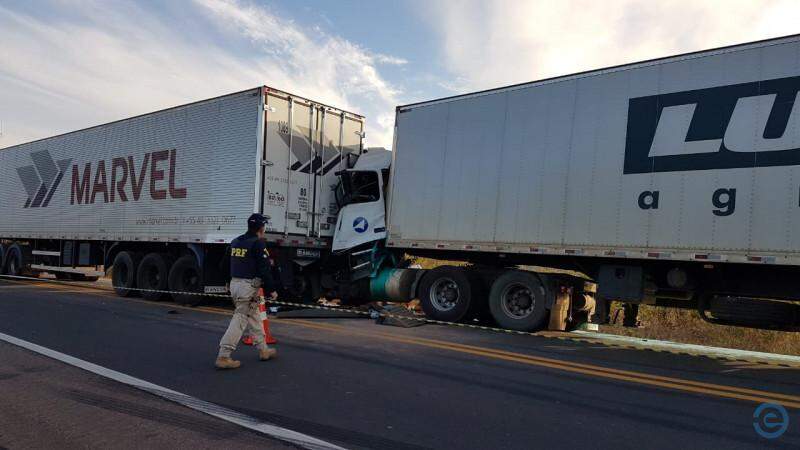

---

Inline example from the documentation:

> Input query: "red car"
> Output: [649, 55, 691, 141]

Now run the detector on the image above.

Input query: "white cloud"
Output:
[0, 0, 402, 148]
[374, 54, 409, 66]
[426, 0, 800, 92]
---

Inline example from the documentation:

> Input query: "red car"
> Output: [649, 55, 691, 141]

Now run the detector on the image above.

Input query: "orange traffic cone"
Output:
[258, 288, 278, 345]
[240, 288, 277, 345]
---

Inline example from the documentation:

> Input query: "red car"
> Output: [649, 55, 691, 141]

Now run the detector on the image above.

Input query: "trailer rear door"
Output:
[261, 88, 363, 237]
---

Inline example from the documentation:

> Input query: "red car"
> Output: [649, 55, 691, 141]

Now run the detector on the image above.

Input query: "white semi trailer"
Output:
[4, 34, 800, 331]
[0, 87, 365, 304]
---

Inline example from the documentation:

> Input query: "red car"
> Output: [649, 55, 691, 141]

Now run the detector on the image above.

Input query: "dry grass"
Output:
[601, 303, 800, 356]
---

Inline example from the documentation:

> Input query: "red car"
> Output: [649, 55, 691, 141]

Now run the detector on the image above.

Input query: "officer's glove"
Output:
[269, 291, 278, 301]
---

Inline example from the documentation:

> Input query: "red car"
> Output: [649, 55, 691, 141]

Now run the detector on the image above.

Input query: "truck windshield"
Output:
[335, 170, 380, 207]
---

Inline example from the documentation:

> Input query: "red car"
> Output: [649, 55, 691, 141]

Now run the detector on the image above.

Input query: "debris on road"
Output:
[373, 304, 426, 328]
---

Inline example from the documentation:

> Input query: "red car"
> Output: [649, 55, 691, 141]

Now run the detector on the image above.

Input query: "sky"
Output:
[1, 0, 800, 149]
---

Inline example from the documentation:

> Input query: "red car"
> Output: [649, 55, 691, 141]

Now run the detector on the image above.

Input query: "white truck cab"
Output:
[332, 148, 391, 252]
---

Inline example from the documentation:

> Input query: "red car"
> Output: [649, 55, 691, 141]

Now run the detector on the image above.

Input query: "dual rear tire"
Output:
[418, 266, 551, 332]
[2, 246, 23, 277]
[112, 251, 201, 305]
[418, 266, 484, 323]
[112, 251, 142, 297]
[137, 252, 173, 301]
[167, 255, 203, 306]
[488, 271, 549, 331]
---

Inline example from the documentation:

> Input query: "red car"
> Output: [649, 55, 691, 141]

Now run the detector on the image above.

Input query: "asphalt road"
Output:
[1, 278, 800, 449]
[0, 341, 292, 449]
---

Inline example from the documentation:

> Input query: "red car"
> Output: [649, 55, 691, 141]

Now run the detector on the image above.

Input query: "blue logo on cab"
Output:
[353, 217, 368, 233]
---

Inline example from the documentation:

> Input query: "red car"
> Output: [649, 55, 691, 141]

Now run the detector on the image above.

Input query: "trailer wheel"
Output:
[489, 270, 549, 331]
[112, 251, 141, 297]
[168, 255, 203, 306]
[0, 244, 5, 275]
[4, 247, 22, 277]
[137, 253, 173, 301]
[418, 266, 477, 322]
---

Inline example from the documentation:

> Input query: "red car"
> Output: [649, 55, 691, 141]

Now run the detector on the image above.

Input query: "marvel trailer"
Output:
[372, 34, 800, 331]
[0, 87, 364, 302]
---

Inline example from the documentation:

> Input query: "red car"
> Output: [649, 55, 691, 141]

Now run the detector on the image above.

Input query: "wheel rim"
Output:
[429, 277, 460, 312]
[9, 257, 17, 275]
[181, 267, 199, 291]
[117, 264, 129, 287]
[500, 282, 535, 319]
[144, 264, 160, 288]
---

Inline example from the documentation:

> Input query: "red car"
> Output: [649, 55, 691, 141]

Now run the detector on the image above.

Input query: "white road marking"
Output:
[573, 330, 800, 367]
[0, 332, 346, 450]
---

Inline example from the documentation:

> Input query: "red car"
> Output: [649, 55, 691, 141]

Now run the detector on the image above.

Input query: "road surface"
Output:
[0, 340, 292, 449]
[1, 278, 799, 449]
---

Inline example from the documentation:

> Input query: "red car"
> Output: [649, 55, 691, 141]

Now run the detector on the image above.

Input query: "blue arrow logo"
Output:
[353, 217, 368, 233]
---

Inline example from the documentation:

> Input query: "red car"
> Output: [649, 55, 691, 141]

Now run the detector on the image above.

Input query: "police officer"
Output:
[215, 213, 279, 369]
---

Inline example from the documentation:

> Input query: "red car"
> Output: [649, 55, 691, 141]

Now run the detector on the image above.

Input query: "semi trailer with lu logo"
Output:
[4, 35, 800, 332]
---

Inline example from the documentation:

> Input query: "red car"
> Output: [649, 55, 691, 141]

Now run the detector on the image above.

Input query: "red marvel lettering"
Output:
[168, 149, 187, 199]
[90, 160, 109, 204]
[71, 163, 91, 205]
[150, 150, 169, 200]
[129, 153, 150, 201]
[110, 157, 128, 202]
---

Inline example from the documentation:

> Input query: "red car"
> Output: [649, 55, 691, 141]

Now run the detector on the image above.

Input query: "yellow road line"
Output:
[279, 319, 800, 408]
[5, 280, 800, 408]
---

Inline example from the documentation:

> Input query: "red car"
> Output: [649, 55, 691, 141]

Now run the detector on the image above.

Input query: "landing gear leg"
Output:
[623, 303, 640, 328]
[591, 297, 610, 325]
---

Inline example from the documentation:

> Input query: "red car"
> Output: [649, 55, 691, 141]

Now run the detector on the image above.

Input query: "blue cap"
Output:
[248, 213, 268, 229]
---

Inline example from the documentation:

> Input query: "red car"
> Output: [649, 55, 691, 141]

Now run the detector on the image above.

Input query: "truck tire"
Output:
[4, 246, 23, 277]
[704, 295, 800, 329]
[0, 245, 6, 275]
[137, 253, 173, 301]
[418, 266, 477, 322]
[112, 251, 141, 297]
[489, 270, 549, 332]
[168, 255, 203, 306]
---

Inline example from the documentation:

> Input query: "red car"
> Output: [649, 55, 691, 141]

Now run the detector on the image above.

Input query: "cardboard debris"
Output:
[374, 304, 426, 328]
[317, 298, 342, 307]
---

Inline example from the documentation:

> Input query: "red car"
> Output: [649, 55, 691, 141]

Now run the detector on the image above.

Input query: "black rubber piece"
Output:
[72, 274, 100, 282]
[488, 270, 549, 332]
[112, 251, 141, 297]
[168, 255, 203, 306]
[137, 253, 173, 301]
[418, 266, 476, 323]
[710, 296, 800, 328]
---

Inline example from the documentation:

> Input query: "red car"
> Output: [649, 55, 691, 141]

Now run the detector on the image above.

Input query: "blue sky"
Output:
[1, 0, 799, 148]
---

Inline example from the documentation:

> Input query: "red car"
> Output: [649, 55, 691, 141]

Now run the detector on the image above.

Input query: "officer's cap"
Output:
[248, 213, 268, 229]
